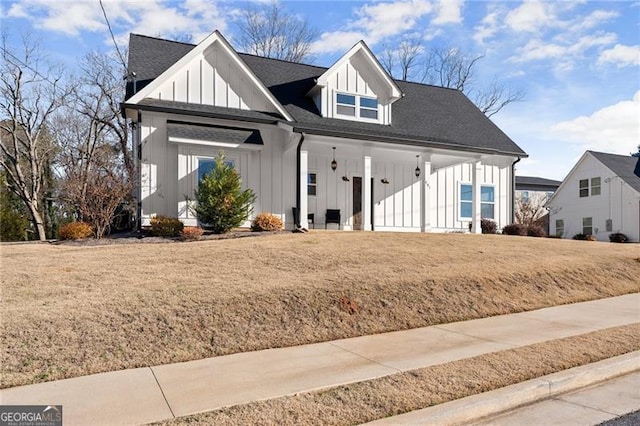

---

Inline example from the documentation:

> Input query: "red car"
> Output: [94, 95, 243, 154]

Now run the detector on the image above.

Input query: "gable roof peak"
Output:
[316, 39, 402, 100]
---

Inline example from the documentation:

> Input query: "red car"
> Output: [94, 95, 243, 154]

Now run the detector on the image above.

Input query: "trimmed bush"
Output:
[573, 233, 589, 240]
[502, 223, 527, 236]
[609, 233, 628, 243]
[251, 212, 284, 232]
[150, 215, 184, 237]
[181, 226, 204, 241]
[527, 224, 547, 237]
[59, 221, 93, 240]
[481, 218, 497, 234]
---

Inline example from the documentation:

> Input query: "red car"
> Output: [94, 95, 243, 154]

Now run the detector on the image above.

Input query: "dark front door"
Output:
[353, 176, 362, 230]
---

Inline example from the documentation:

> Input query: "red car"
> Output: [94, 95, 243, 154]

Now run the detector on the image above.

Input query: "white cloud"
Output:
[311, 0, 432, 54]
[310, 31, 366, 55]
[4, 0, 227, 45]
[551, 91, 640, 155]
[505, 0, 554, 33]
[473, 8, 501, 44]
[433, 0, 463, 25]
[598, 44, 640, 67]
[570, 9, 619, 32]
[511, 32, 618, 66]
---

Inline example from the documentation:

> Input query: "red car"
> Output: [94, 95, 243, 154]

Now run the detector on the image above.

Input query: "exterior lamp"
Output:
[415, 155, 421, 178]
[331, 147, 337, 172]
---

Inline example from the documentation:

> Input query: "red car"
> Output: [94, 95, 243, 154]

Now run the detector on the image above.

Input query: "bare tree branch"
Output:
[0, 33, 72, 240]
[236, 0, 318, 63]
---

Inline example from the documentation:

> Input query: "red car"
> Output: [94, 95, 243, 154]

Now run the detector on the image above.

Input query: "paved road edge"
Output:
[365, 350, 640, 425]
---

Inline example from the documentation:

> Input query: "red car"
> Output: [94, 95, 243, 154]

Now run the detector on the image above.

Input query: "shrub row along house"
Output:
[547, 151, 640, 242]
[122, 31, 527, 233]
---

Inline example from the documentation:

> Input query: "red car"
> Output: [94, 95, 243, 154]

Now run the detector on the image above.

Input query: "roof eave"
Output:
[122, 102, 281, 125]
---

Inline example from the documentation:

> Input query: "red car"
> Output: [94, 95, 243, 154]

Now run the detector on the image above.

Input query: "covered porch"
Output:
[290, 134, 514, 234]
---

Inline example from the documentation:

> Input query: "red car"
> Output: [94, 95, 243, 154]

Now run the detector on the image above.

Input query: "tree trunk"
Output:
[26, 200, 47, 241]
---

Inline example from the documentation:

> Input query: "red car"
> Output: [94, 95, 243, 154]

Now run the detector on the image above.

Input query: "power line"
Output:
[0, 45, 64, 89]
[99, 0, 127, 70]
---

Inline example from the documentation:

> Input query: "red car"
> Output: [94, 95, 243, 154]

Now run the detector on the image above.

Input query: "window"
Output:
[336, 94, 355, 116]
[359, 97, 378, 119]
[460, 184, 495, 220]
[198, 158, 215, 182]
[335, 93, 378, 121]
[591, 177, 601, 196]
[460, 184, 473, 218]
[197, 158, 235, 183]
[606, 219, 613, 232]
[579, 179, 589, 197]
[555, 219, 564, 237]
[481, 186, 495, 219]
[579, 177, 601, 197]
[521, 191, 530, 201]
[308, 172, 317, 196]
[583, 217, 593, 235]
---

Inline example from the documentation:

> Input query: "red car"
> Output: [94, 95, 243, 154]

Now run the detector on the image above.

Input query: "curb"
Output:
[365, 351, 640, 425]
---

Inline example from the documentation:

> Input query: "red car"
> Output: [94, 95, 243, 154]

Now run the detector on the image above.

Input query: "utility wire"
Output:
[0, 45, 64, 89]
[99, 0, 127, 70]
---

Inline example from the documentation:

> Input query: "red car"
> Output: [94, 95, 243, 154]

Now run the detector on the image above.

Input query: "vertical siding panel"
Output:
[202, 59, 213, 105]
[403, 166, 412, 227]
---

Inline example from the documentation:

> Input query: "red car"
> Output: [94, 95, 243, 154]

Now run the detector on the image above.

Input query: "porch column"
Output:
[421, 155, 432, 232]
[299, 150, 309, 228]
[471, 160, 482, 234]
[363, 155, 372, 231]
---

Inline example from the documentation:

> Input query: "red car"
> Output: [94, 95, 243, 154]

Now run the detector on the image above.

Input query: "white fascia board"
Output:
[316, 41, 402, 101]
[168, 136, 263, 151]
[126, 31, 294, 122]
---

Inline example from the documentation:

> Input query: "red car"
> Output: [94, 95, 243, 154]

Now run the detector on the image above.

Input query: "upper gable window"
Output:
[335, 92, 378, 122]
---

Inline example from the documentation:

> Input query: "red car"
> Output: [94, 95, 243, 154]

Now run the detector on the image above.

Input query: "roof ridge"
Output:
[237, 52, 328, 71]
[130, 33, 196, 47]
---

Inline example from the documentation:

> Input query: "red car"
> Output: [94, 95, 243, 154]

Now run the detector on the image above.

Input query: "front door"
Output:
[353, 176, 362, 230]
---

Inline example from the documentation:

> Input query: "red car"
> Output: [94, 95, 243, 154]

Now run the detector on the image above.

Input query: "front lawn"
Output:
[1, 232, 638, 388]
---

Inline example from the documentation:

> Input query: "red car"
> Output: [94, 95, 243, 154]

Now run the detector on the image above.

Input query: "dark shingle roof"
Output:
[589, 151, 640, 193]
[126, 33, 527, 157]
[515, 176, 562, 191]
[167, 121, 263, 145]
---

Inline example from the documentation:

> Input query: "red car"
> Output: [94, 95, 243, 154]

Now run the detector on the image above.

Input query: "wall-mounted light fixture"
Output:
[342, 175, 350, 182]
[331, 147, 337, 172]
[381, 178, 390, 184]
[414, 155, 421, 178]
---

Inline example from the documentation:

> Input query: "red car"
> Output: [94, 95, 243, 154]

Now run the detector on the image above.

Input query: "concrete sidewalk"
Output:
[1, 293, 638, 425]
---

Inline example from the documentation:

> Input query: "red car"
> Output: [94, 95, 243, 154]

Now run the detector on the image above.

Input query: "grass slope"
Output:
[1, 232, 639, 388]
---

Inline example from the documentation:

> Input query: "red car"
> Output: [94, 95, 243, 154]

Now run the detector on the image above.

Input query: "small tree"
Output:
[192, 153, 256, 234]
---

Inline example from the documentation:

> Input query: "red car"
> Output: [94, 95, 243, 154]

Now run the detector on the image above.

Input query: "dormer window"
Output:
[335, 92, 378, 122]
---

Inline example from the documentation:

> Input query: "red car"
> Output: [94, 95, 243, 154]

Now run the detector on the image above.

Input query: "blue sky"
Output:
[2, 0, 639, 180]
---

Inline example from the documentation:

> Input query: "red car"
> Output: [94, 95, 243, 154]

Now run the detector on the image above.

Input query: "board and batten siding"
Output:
[431, 161, 510, 231]
[148, 42, 275, 113]
[317, 54, 392, 125]
[138, 111, 289, 226]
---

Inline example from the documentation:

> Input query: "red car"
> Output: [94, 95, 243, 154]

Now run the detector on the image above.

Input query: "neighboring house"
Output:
[515, 176, 562, 233]
[547, 151, 640, 242]
[122, 31, 527, 233]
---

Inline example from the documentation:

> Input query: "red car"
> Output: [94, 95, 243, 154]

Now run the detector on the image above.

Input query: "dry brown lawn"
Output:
[159, 325, 639, 426]
[1, 232, 639, 388]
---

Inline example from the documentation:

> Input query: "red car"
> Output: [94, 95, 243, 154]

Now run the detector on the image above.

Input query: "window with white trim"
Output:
[197, 157, 235, 183]
[591, 177, 601, 195]
[579, 177, 601, 197]
[308, 172, 317, 196]
[582, 217, 593, 235]
[335, 92, 378, 121]
[555, 219, 564, 237]
[460, 184, 495, 220]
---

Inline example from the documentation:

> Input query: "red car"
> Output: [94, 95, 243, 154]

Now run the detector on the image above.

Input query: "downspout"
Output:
[511, 157, 522, 224]
[295, 132, 305, 228]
